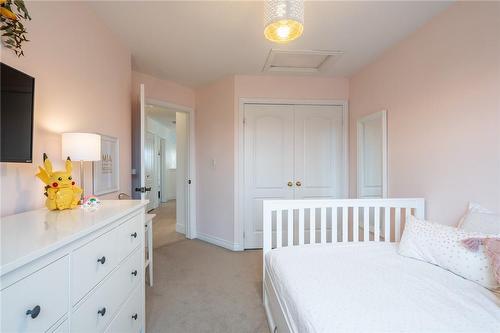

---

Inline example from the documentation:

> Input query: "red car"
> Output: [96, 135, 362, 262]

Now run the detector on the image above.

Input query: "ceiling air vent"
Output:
[263, 49, 344, 73]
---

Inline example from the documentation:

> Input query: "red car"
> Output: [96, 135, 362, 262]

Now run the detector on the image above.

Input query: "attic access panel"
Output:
[263, 49, 344, 73]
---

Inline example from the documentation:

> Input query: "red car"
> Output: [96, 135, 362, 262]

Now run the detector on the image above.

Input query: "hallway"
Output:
[151, 200, 185, 249]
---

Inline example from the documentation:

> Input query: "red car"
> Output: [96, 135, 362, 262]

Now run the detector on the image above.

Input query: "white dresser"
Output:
[0, 200, 148, 333]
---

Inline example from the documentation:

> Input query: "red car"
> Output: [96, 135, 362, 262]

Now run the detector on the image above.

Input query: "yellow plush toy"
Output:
[36, 153, 83, 210]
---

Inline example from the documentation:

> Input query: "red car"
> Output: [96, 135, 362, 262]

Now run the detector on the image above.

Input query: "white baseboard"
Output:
[176, 223, 185, 234]
[232, 243, 244, 251]
[196, 232, 240, 251]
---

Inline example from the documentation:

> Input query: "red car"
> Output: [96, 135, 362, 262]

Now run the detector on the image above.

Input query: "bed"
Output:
[262, 198, 500, 333]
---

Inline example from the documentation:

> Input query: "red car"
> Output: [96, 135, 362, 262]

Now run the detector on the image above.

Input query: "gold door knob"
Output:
[287, 181, 293, 187]
[296, 181, 302, 187]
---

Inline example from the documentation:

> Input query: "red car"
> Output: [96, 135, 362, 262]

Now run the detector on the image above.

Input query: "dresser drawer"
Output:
[71, 248, 142, 333]
[105, 285, 142, 333]
[71, 224, 118, 304]
[71, 214, 141, 304]
[0, 256, 69, 333]
[115, 213, 142, 260]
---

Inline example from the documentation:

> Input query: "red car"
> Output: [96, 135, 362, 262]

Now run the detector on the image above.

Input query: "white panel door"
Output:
[293, 105, 345, 200]
[135, 83, 154, 202]
[144, 131, 155, 211]
[244, 104, 294, 249]
[136, 84, 146, 200]
[243, 103, 345, 249]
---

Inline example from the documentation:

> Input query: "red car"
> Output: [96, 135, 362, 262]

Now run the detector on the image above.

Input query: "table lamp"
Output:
[61, 132, 101, 203]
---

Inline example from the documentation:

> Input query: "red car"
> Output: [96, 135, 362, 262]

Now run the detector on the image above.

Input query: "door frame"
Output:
[144, 130, 158, 211]
[357, 110, 388, 198]
[145, 97, 197, 239]
[159, 137, 167, 203]
[235, 98, 349, 250]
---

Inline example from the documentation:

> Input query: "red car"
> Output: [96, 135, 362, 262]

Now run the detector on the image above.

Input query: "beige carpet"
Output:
[151, 200, 185, 249]
[146, 239, 269, 333]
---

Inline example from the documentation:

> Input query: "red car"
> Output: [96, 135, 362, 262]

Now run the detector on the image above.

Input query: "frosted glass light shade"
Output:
[61, 133, 101, 161]
[264, 0, 304, 43]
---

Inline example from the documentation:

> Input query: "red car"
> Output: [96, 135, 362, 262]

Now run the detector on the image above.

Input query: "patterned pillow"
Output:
[398, 216, 499, 290]
[458, 202, 500, 234]
[463, 238, 500, 285]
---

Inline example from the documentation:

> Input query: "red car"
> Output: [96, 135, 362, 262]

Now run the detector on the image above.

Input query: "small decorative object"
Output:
[462, 237, 500, 284]
[36, 153, 83, 211]
[61, 132, 101, 203]
[93, 135, 119, 195]
[264, 0, 304, 43]
[82, 195, 101, 209]
[1, 0, 31, 57]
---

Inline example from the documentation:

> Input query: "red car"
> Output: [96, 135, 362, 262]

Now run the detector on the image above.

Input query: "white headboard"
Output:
[262, 198, 425, 258]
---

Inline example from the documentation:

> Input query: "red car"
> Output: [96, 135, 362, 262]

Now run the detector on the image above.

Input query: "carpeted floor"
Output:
[146, 239, 269, 333]
[151, 200, 185, 249]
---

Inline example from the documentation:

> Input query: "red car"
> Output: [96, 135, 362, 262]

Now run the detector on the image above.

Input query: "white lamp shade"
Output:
[61, 133, 101, 161]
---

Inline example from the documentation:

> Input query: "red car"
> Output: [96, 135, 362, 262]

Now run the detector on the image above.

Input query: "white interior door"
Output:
[357, 110, 387, 198]
[138, 84, 146, 200]
[134, 83, 153, 202]
[244, 104, 294, 249]
[243, 103, 345, 249]
[145, 131, 155, 211]
[294, 105, 345, 199]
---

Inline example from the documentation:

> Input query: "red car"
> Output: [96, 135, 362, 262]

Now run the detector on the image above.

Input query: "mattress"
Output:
[265, 242, 500, 333]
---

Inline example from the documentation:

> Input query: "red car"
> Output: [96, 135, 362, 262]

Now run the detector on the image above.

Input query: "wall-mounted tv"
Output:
[1, 63, 35, 163]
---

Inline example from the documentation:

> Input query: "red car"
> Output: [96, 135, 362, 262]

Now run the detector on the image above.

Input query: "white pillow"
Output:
[398, 215, 498, 290]
[458, 202, 500, 234]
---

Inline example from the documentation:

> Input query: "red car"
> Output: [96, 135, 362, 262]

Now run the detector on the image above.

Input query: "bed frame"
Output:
[262, 198, 425, 333]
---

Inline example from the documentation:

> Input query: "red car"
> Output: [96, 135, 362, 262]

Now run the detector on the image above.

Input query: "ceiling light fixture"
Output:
[264, 0, 304, 43]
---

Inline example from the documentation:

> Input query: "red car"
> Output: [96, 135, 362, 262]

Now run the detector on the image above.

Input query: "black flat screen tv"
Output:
[1, 63, 35, 163]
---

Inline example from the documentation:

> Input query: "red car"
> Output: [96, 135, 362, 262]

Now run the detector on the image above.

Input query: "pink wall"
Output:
[132, 71, 195, 109]
[195, 76, 235, 243]
[194, 75, 349, 246]
[0, 2, 132, 217]
[349, 2, 500, 224]
[234, 75, 349, 101]
[130, 71, 195, 198]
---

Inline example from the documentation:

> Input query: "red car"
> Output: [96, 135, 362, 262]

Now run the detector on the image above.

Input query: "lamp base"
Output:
[79, 160, 85, 205]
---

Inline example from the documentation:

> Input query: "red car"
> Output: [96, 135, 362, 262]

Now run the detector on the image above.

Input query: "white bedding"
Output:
[265, 242, 500, 333]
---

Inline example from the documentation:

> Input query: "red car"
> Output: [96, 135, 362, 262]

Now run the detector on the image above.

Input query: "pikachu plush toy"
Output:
[36, 153, 83, 210]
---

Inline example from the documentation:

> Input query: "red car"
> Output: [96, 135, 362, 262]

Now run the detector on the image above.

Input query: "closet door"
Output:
[243, 104, 294, 249]
[293, 105, 344, 199]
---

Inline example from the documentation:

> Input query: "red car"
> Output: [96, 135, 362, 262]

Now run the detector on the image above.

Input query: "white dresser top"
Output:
[1, 200, 147, 276]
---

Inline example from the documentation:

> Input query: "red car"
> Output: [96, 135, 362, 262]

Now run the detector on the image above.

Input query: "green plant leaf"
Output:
[1, 0, 29, 56]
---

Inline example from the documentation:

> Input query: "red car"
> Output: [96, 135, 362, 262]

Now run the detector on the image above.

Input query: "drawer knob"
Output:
[97, 256, 106, 264]
[132, 313, 138, 320]
[131, 270, 138, 276]
[26, 305, 41, 319]
[98, 307, 106, 316]
[131, 232, 138, 238]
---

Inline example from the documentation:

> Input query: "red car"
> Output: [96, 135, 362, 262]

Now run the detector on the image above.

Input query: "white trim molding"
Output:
[356, 110, 388, 199]
[196, 232, 241, 251]
[176, 223, 186, 234]
[144, 98, 197, 240]
[234, 98, 349, 250]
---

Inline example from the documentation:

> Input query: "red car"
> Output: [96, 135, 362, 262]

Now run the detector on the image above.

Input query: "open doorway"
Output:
[145, 102, 190, 248]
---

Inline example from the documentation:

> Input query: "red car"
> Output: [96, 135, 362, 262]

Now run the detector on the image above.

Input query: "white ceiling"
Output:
[89, 1, 451, 87]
